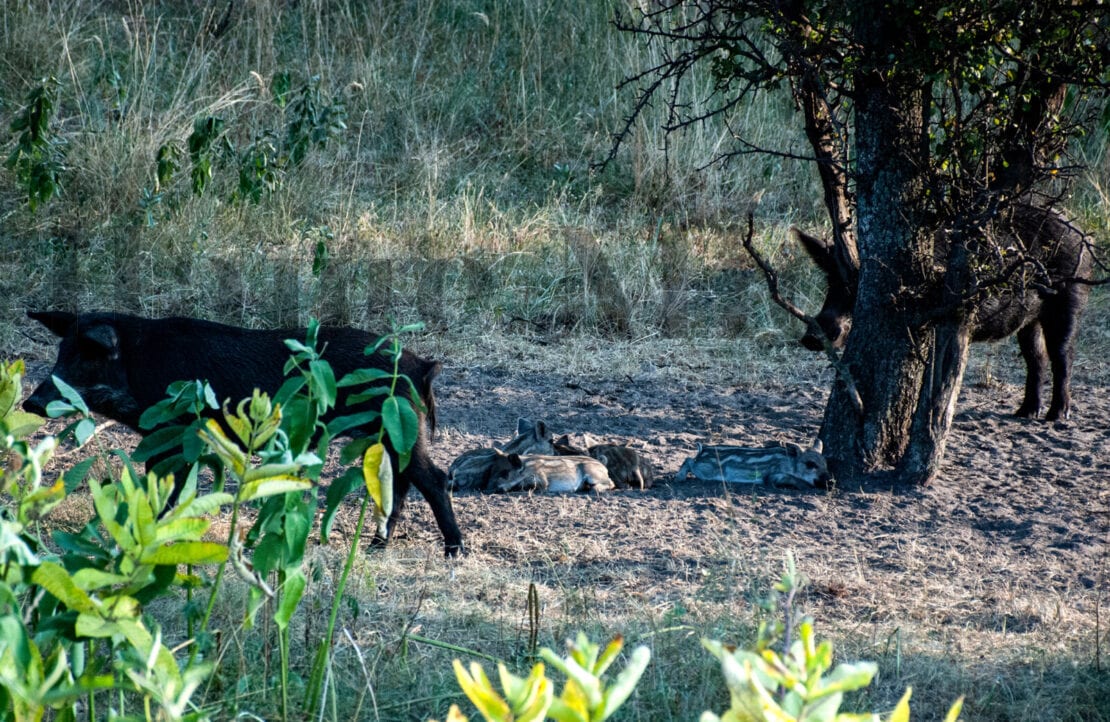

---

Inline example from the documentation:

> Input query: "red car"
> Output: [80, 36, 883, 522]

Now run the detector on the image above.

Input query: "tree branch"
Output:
[740, 213, 864, 415]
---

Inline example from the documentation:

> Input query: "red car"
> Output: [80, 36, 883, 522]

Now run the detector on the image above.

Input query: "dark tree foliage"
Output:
[614, 1, 1110, 483]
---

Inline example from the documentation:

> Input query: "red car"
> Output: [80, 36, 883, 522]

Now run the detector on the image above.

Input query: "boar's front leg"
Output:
[403, 454, 465, 557]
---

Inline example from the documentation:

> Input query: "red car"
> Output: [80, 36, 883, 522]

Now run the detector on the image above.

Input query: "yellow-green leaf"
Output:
[153, 518, 210, 544]
[4, 410, 43, 437]
[140, 541, 228, 566]
[453, 660, 511, 721]
[71, 568, 132, 591]
[237, 476, 313, 502]
[887, 687, 912, 722]
[32, 562, 98, 614]
[363, 442, 394, 537]
[198, 419, 248, 477]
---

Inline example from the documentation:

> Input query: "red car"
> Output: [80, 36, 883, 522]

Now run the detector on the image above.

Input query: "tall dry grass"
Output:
[0, 0, 833, 354]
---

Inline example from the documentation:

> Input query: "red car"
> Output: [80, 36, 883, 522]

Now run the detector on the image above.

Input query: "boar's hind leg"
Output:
[1015, 323, 1048, 418]
[1042, 292, 1085, 421]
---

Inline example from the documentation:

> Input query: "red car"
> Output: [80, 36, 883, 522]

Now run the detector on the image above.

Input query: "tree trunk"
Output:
[819, 2, 970, 486]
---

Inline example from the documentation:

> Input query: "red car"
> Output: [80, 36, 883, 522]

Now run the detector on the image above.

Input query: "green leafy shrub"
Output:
[5, 76, 67, 212]
[0, 320, 426, 721]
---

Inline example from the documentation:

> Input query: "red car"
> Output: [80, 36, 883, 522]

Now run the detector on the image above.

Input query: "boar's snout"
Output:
[23, 383, 57, 417]
[800, 312, 851, 351]
[800, 332, 825, 351]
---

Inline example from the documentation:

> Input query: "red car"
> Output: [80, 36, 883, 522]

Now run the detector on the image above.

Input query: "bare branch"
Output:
[740, 213, 864, 416]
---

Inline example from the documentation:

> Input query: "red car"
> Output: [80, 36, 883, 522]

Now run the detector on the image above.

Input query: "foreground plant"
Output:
[435, 632, 651, 722]
[700, 557, 964, 722]
[1, 358, 228, 721]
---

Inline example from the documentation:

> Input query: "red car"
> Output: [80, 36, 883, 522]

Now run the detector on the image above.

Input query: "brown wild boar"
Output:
[448, 418, 555, 491]
[489, 453, 614, 493]
[676, 441, 830, 488]
[553, 435, 654, 490]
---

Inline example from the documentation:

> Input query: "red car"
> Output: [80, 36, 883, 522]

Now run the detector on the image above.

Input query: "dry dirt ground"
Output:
[21, 337, 1110, 716]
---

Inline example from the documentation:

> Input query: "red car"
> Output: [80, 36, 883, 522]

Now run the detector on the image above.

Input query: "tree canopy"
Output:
[614, 0, 1110, 483]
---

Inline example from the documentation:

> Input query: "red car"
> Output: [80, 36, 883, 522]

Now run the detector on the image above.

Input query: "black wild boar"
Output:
[23, 311, 463, 556]
[796, 204, 1091, 420]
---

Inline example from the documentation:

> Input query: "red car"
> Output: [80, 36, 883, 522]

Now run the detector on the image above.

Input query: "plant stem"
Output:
[304, 494, 370, 713]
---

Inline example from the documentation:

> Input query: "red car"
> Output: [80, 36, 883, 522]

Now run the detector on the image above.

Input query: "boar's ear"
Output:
[515, 417, 532, 435]
[28, 310, 78, 337]
[555, 434, 570, 445]
[80, 324, 120, 358]
[792, 227, 839, 276]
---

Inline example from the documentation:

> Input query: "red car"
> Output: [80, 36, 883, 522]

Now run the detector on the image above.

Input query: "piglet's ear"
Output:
[508, 453, 524, 469]
[80, 324, 120, 357]
[515, 417, 532, 435]
[812, 439, 823, 454]
[783, 442, 804, 457]
[28, 310, 78, 337]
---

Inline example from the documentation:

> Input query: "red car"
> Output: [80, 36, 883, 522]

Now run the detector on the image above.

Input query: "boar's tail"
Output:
[417, 359, 443, 438]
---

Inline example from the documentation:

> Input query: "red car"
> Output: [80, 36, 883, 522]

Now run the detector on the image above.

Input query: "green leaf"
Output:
[326, 410, 380, 437]
[309, 359, 337, 408]
[382, 395, 418, 470]
[339, 436, 373, 465]
[335, 367, 394, 387]
[133, 425, 187, 463]
[321, 467, 362, 541]
[274, 570, 306, 631]
[140, 541, 228, 566]
[60, 457, 97, 494]
[50, 376, 89, 414]
[597, 645, 651, 720]
[31, 562, 98, 613]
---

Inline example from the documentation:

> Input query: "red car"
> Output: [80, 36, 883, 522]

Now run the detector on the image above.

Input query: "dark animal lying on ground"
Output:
[447, 418, 556, 491]
[23, 310, 464, 556]
[554, 435, 654, 490]
[488, 453, 613, 493]
[796, 204, 1091, 420]
[676, 441, 830, 488]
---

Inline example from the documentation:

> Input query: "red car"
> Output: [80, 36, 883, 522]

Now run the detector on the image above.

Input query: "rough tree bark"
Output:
[818, 3, 972, 485]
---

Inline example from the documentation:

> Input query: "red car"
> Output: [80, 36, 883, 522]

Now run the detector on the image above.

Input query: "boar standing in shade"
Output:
[448, 418, 555, 492]
[796, 204, 1091, 420]
[676, 441, 830, 488]
[23, 311, 464, 556]
[488, 452, 613, 493]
